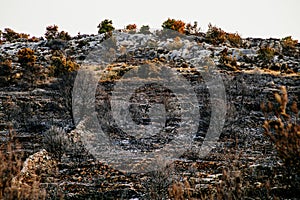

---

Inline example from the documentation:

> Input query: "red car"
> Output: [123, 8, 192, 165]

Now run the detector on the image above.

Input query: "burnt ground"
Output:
[1, 63, 300, 199]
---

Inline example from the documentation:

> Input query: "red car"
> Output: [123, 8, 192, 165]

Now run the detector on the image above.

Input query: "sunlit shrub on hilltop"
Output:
[1, 28, 29, 43]
[205, 24, 242, 47]
[162, 18, 186, 34]
[139, 25, 151, 34]
[97, 19, 115, 34]
[206, 24, 227, 45]
[125, 24, 137, 33]
[45, 25, 71, 40]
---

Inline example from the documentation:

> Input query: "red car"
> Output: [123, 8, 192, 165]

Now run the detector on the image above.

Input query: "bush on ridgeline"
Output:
[49, 50, 79, 77]
[139, 25, 151, 34]
[205, 24, 227, 45]
[205, 24, 242, 47]
[97, 19, 115, 39]
[281, 36, 298, 56]
[162, 18, 186, 34]
[226, 32, 242, 47]
[45, 25, 71, 40]
[125, 24, 137, 34]
[2, 28, 29, 42]
[185, 21, 200, 35]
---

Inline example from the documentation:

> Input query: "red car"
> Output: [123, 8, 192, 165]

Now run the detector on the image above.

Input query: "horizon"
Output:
[1, 0, 300, 40]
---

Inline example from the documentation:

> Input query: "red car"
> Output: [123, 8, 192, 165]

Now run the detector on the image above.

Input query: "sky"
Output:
[1, 0, 300, 40]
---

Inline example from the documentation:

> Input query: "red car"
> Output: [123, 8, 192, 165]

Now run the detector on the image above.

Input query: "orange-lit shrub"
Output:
[17, 48, 36, 67]
[257, 46, 276, 62]
[0, 59, 13, 85]
[162, 18, 186, 34]
[126, 24, 137, 30]
[206, 24, 227, 45]
[17, 48, 41, 85]
[281, 36, 298, 55]
[227, 32, 242, 47]
[49, 50, 79, 76]
[2, 28, 29, 42]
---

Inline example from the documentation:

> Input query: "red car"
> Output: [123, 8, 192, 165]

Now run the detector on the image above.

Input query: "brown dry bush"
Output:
[281, 36, 298, 55]
[262, 86, 300, 190]
[49, 50, 79, 77]
[257, 46, 276, 63]
[0, 128, 46, 199]
[205, 24, 227, 45]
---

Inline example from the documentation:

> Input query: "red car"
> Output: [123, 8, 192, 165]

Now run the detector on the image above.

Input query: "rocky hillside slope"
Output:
[0, 30, 300, 199]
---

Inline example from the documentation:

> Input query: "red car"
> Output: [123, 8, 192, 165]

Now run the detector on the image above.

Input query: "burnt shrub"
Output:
[42, 126, 69, 161]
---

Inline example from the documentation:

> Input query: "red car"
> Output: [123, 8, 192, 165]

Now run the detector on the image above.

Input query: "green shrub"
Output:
[97, 19, 115, 34]
[139, 25, 151, 34]
[162, 18, 186, 34]
[45, 25, 71, 40]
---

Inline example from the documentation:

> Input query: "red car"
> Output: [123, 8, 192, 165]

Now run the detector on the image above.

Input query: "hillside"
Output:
[0, 27, 300, 199]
